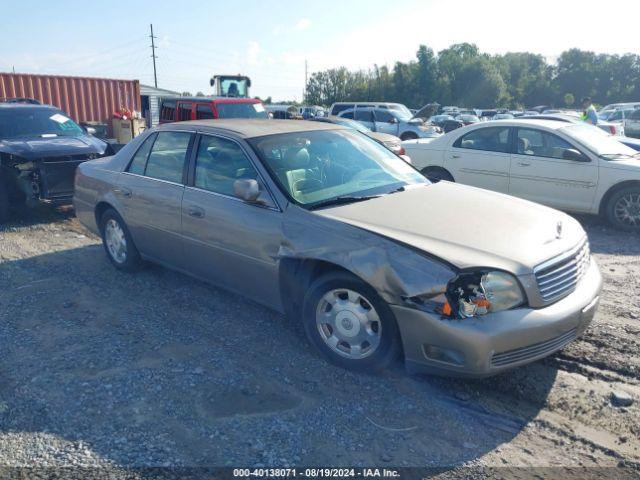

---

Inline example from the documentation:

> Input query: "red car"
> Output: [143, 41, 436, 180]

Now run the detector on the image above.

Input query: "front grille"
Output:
[491, 328, 577, 367]
[534, 240, 590, 303]
[41, 153, 95, 163]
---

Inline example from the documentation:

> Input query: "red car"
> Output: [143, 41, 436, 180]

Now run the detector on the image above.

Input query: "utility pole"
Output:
[150, 24, 158, 88]
[304, 59, 308, 103]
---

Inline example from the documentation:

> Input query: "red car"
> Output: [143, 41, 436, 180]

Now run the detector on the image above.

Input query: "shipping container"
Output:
[0, 72, 141, 134]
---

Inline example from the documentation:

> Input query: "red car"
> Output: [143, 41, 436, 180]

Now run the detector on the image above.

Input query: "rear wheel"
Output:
[421, 167, 454, 183]
[605, 186, 640, 231]
[0, 175, 9, 223]
[302, 271, 401, 371]
[100, 209, 141, 271]
[400, 132, 418, 141]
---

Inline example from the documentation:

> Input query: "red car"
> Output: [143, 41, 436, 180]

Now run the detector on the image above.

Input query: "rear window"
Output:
[630, 110, 640, 120]
[160, 100, 176, 121]
[177, 103, 192, 121]
[196, 104, 214, 120]
[215, 102, 268, 119]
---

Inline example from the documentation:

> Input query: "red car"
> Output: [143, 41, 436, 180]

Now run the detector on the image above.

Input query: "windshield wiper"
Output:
[309, 195, 380, 210]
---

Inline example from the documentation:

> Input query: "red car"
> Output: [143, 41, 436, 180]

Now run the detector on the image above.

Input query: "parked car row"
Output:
[403, 119, 640, 231]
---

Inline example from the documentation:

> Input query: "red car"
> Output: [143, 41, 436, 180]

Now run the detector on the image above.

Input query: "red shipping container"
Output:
[0, 72, 141, 134]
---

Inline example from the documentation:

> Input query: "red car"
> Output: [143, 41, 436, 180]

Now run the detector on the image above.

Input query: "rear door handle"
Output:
[517, 161, 531, 167]
[451, 154, 460, 159]
[187, 206, 205, 218]
[114, 187, 132, 198]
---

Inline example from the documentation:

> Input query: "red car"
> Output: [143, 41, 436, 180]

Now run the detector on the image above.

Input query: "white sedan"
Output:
[403, 119, 640, 231]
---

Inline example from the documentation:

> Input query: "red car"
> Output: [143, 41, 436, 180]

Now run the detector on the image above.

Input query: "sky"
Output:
[2, 0, 640, 101]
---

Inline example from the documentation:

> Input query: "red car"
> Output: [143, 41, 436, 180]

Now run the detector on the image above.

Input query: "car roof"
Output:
[469, 119, 574, 130]
[159, 119, 344, 138]
[0, 103, 59, 110]
[162, 96, 260, 104]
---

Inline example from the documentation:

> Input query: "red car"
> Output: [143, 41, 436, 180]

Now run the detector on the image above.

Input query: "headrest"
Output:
[283, 147, 310, 169]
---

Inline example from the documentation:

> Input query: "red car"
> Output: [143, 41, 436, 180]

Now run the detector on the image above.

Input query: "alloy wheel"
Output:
[104, 219, 128, 264]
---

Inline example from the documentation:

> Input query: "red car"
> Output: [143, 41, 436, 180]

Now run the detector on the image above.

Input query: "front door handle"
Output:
[517, 161, 531, 167]
[114, 187, 132, 198]
[451, 154, 461, 159]
[187, 206, 205, 218]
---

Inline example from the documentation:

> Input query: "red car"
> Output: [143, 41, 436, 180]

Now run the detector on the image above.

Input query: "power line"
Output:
[150, 24, 158, 88]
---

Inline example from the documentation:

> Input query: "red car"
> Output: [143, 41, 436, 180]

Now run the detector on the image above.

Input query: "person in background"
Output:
[581, 97, 598, 125]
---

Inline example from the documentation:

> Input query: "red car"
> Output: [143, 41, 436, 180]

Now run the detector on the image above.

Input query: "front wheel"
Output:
[100, 208, 141, 271]
[605, 187, 640, 231]
[302, 272, 401, 371]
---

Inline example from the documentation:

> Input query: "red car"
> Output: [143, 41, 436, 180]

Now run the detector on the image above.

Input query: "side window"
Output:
[177, 103, 192, 121]
[331, 104, 351, 116]
[160, 100, 176, 121]
[516, 128, 574, 160]
[144, 131, 191, 183]
[340, 110, 354, 119]
[196, 104, 214, 120]
[355, 109, 372, 122]
[374, 109, 394, 123]
[194, 135, 260, 197]
[454, 127, 510, 153]
[127, 133, 156, 174]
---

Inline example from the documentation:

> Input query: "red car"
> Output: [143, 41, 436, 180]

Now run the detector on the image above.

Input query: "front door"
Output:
[181, 133, 282, 308]
[445, 126, 512, 193]
[116, 130, 193, 266]
[509, 127, 598, 212]
[373, 109, 400, 136]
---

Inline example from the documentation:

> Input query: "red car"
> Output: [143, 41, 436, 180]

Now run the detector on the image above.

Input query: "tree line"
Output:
[304, 43, 640, 109]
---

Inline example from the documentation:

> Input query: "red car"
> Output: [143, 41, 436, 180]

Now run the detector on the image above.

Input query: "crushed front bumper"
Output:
[393, 258, 602, 377]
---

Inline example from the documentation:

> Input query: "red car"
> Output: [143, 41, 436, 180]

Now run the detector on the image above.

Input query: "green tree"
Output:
[564, 93, 575, 107]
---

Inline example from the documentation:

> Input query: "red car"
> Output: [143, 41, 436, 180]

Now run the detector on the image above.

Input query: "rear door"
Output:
[180, 133, 282, 307]
[508, 127, 598, 211]
[117, 130, 194, 266]
[625, 109, 640, 136]
[444, 126, 512, 193]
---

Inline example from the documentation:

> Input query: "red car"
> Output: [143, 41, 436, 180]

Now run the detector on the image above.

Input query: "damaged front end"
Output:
[1, 152, 100, 206]
[407, 269, 526, 320]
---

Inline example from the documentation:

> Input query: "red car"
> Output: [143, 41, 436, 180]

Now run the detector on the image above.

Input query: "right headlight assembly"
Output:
[441, 270, 525, 319]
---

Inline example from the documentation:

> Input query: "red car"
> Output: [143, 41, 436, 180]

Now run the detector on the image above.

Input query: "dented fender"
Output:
[277, 205, 455, 308]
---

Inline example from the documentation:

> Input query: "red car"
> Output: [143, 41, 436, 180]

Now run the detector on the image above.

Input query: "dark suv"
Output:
[0, 102, 110, 222]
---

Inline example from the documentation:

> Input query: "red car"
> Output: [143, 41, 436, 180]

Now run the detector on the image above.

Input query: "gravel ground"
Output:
[0, 205, 639, 477]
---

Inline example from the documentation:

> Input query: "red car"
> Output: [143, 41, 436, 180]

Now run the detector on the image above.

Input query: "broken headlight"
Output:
[440, 270, 525, 318]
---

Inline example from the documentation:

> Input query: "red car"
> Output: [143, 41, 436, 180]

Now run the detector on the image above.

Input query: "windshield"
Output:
[564, 124, 638, 157]
[388, 104, 413, 118]
[219, 78, 248, 97]
[216, 102, 268, 119]
[333, 118, 371, 133]
[0, 108, 84, 139]
[249, 129, 426, 207]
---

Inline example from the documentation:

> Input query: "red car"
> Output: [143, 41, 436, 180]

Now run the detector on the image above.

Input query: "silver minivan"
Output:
[339, 106, 441, 141]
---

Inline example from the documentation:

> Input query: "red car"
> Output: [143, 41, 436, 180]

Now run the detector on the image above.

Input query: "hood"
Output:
[0, 134, 107, 160]
[315, 182, 585, 275]
[601, 157, 640, 171]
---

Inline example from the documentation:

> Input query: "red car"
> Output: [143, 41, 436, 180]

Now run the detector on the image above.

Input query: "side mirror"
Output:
[389, 118, 398, 124]
[233, 179, 261, 202]
[85, 126, 97, 135]
[563, 148, 588, 162]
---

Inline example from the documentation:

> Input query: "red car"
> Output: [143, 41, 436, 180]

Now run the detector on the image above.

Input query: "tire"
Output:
[0, 175, 9, 223]
[421, 167, 454, 183]
[99, 208, 141, 271]
[400, 132, 418, 141]
[302, 271, 402, 371]
[604, 186, 640, 232]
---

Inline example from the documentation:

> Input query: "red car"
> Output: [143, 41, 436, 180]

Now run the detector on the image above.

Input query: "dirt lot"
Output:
[0, 205, 639, 476]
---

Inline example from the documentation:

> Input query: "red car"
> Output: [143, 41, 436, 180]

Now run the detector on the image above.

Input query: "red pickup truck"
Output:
[159, 97, 267, 123]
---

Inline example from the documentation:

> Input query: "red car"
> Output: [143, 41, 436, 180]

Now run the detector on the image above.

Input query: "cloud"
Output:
[294, 18, 311, 31]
